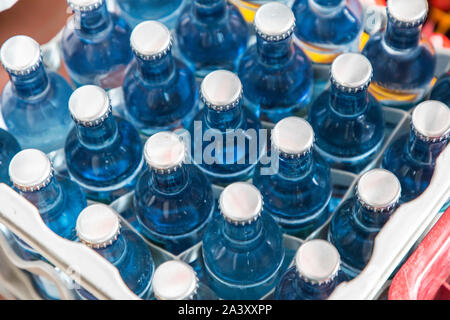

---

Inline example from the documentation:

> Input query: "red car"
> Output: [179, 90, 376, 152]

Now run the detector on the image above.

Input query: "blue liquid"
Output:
[430, 71, 450, 106]
[123, 50, 198, 136]
[253, 150, 331, 238]
[115, 0, 186, 29]
[274, 266, 347, 300]
[238, 31, 313, 122]
[308, 82, 384, 173]
[175, 0, 249, 78]
[0, 129, 20, 185]
[133, 164, 215, 255]
[187, 102, 264, 186]
[61, 1, 132, 89]
[362, 19, 436, 109]
[76, 226, 154, 299]
[202, 212, 284, 299]
[328, 196, 396, 278]
[382, 132, 449, 203]
[0, 64, 73, 153]
[65, 115, 144, 203]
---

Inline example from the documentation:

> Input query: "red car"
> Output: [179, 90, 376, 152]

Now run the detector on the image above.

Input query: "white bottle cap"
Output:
[143, 131, 186, 174]
[201, 70, 243, 112]
[387, 0, 428, 27]
[411, 100, 450, 142]
[130, 21, 172, 60]
[272, 117, 314, 157]
[0, 35, 42, 75]
[67, 0, 103, 11]
[331, 53, 373, 92]
[153, 260, 199, 300]
[69, 85, 112, 126]
[254, 2, 295, 41]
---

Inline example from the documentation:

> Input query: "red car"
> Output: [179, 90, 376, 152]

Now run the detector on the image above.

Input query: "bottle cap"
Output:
[295, 239, 340, 284]
[76, 204, 121, 249]
[219, 182, 263, 225]
[356, 169, 401, 212]
[0, 35, 42, 76]
[386, 0, 428, 27]
[152, 260, 199, 300]
[200, 70, 243, 112]
[68, 85, 112, 127]
[9, 149, 53, 192]
[130, 21, 172, 60]
[271, 117, 314, 158]
[254, 2, 295, 41]
[411, 100, 450, 142]
[331, 53, 373, 92]
[144, 131, 186, 174]
[67, 0, 103, 11]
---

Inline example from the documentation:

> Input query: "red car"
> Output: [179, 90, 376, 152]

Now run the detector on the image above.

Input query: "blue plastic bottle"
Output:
[203, 182, 285, 299]
[0, 129, 20, 185]
[123, 21, 198, 136]
[113, 0, 186, 30]
[362, 0, 436, 109]
[188, 70, 264, 186]
[328, 169, 401, 278]
[382, 101, 450, 203]
[152, 260, 217, 300]
[61, 0, 132, 89]
[175, 0, 249, 78]
[0, 35, 73, 153]
[8, 149, 87, 299]
[133, 131, 215, 254]
[238, 2, 313, 122]
[75, 204, 154, 299]
[65, 85, 144, 203]
[274, 239, 347, 300]
[308, 53, 384, 173]
[253, 117, 331, 238]
[430, 70, 450, 106]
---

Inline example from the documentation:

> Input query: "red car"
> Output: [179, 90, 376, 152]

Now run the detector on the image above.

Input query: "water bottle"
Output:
[0, 35, 73, 153]
[203, 182, 285, 299]
[238, 2, 313, 122]
[0, 129, 20, 185]
[123, 21, 198, 136]
[253, 117, 331, 238]
[75, 204, 154, 299]
[65, 85, 144, 203]
[62, 0, 132, 89]
[308, 53, 384, 173]
[430, 70, 450, 106]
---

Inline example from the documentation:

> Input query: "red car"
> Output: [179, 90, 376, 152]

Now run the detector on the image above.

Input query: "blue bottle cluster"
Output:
[8, 149, 87, 299]
[309, 53, 385, 172]
[65, 85, 144, 203]
[0, 35, 73, 153]
[0, 129, 20, 185]
[203, 182, 285, 299]
[362, 0, 436, 109]
[175, 0, 249, 78]
[123, 21, 198, 136]
[253, 117, 331, 238]
[328, 169, 401, 278]
[133, 131, 215, 254]
[382, 100, 450, 203]
[275, 239, 347, 300]
[152, 260, 217, 300]
[188, 70, 264, 186]
[238, 2, 313, 122]
[75, 204, 154, 299]
[62, 0, 132, 89]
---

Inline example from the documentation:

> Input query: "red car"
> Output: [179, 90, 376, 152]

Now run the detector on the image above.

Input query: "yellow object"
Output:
[229, 0, 260, 23]
[369, 78, 437, 104]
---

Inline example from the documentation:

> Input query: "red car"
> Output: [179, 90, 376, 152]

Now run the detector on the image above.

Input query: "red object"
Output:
[389, 207, 450, 300]
[430, 0, 450, 12]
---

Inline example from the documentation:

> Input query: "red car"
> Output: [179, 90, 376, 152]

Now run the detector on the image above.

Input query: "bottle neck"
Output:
[9, 63, 49, 99]
[75, 115, 118, 149]
[257, 36, 293, 64]
[355, 201, 395, 229]
[193, 0, 226, 21]
[407, 131, 449, 165]
[313, 0, 344, 7]
[309, 0, 346, 15]
[73, 2, 111, 35]
[384, 22, 421, 50]
[94, 233, 127, 265]
[223, 217, 263, 243]
[19, 177, 63, 219]
[136, 53, 175, 83]
[277, 152, 313, 179]
[150, 165, 188, 194]
[330, 84, 369, 116]
[204, 104, 243, 131]
[296, 272, 338, 298]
